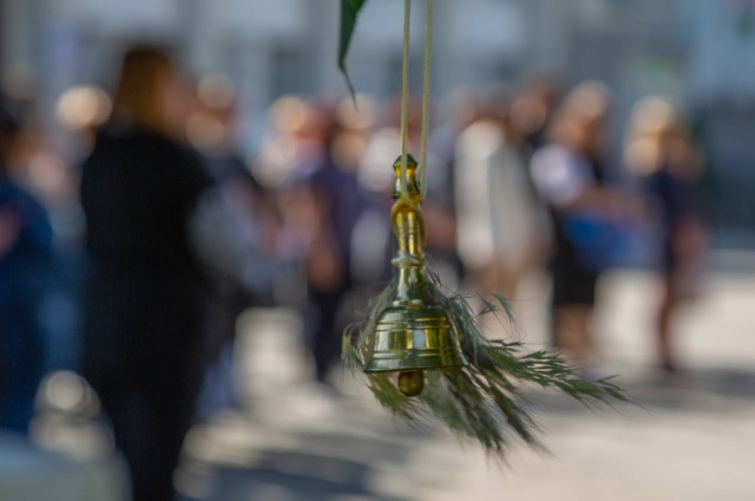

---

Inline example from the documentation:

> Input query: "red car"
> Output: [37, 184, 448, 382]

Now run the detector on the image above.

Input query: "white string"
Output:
[399, 0, 412, 202]
[419, 0, 433, 197]
[398, 0, 434, 201]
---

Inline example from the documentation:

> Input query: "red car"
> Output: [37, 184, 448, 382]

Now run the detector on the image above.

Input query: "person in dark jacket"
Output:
[295, 103, 366, 384]
[79, 46, 211, 501]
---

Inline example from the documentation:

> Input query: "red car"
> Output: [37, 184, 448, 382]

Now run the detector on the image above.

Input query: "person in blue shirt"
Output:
[0, 98, 55, 433]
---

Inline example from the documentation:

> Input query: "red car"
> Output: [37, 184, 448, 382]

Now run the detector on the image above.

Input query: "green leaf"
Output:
[339, 0, 369, 97]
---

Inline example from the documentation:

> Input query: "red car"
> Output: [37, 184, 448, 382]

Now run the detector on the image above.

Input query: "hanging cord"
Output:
[398, 0, 434, 202]
[419, 0, 433, 197]
[399, 0, 412, 203]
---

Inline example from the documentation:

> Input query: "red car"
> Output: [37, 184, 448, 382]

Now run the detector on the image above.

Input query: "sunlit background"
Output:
[1, 1, 755, 500]
[3, 0, 755, 232]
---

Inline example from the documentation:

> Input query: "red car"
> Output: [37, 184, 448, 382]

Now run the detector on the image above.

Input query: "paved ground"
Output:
[177, 269, 755, 501]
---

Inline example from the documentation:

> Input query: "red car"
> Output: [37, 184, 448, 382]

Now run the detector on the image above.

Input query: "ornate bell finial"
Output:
[364, 155, 467, 396]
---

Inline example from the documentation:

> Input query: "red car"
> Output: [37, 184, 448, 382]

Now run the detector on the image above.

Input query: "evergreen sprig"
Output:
[343, 272, 630, 457]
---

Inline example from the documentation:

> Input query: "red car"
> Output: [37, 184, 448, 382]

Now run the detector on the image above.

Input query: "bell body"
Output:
[366, 297, 462, 372]
[365, 155, 467, 378]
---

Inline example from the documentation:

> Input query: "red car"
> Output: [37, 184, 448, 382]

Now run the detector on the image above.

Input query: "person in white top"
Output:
[454, 89, 550, 303]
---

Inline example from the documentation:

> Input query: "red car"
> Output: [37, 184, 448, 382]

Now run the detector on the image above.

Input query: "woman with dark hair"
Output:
[80, 45, 211, 501]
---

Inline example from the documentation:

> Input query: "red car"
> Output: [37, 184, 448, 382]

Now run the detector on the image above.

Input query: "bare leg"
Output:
[658, 276, 678, 372]
[553, 306, 594, 366]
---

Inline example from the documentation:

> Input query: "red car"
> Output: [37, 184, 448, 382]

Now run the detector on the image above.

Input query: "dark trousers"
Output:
[82, 276, 206, 501]
[310, 288, 346, 382]
[0, 301, 45, 433]
[99, 383, 195, 501]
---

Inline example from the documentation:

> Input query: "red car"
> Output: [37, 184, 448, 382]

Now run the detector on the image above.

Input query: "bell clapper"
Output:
[398, 370, 425, 397]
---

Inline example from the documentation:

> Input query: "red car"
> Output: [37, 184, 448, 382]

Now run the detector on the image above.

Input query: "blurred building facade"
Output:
[2, 0, 754, 235]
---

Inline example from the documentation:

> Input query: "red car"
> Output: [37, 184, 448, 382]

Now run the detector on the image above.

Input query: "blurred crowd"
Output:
[0, 44, 709, 501]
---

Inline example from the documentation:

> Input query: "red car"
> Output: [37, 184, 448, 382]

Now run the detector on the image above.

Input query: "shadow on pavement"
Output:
[181, 449, 407, 501]
[526, 365, 755, 418]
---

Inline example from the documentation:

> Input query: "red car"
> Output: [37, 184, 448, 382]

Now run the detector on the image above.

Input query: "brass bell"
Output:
[364, 155, 467, 396]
